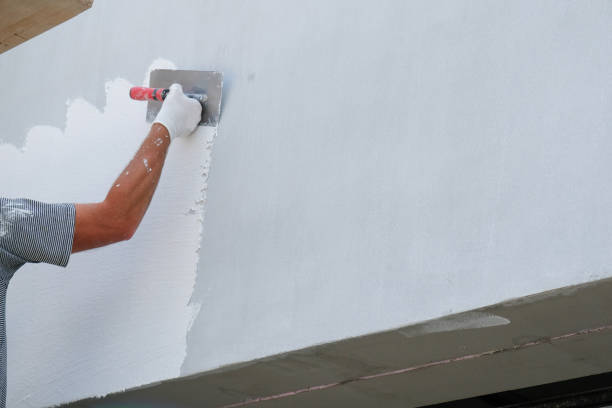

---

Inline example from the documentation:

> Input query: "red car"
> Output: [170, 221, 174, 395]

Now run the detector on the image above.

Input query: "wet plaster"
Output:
[0, 59, 217, 407]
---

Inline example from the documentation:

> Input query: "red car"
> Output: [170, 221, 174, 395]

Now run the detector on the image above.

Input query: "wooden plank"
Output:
[0, 0, 92, 54]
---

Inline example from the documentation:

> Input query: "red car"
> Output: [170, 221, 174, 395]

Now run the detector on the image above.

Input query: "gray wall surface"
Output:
[1, 0, 611, 403]
[181, 0, 612, 375]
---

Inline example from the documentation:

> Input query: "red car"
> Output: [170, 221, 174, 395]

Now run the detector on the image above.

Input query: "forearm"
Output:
[72, 124, 170, 252]
[72, 84, 200, 253]
[105, 123, 171, 235]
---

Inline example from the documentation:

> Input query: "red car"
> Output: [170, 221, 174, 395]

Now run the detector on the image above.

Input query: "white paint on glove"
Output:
[153, 83, 202, 140]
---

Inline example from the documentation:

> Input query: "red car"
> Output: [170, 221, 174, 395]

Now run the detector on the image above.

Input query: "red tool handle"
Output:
[129, 87, 168, 101]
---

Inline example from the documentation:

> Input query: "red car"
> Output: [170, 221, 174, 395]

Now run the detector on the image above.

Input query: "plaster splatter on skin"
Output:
[154, 138, 164, 147]
[143, 158, 152, 173]
[0, 58, 217, 403]
[398, 312, 510, 338]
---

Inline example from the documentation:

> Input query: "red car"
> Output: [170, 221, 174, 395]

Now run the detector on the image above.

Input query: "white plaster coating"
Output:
[143, 158, 152, 173]
[1, 59, 215, 407]
[398, 312, 510, 339]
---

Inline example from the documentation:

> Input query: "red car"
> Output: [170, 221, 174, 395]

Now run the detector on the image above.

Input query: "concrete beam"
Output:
[61, 277, 612, 407]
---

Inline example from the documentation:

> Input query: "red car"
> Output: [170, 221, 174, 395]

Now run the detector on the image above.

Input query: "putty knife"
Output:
[129, 69, 223, 126]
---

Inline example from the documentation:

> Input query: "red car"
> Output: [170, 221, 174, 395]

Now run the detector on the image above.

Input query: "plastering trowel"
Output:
[129, 69, 223, 126]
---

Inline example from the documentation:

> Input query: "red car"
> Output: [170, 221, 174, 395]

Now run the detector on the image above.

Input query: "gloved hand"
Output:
[153, 83, 202, 140]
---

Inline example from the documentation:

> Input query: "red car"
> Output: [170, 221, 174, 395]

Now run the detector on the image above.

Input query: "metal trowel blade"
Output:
[146, 69, 223, 127]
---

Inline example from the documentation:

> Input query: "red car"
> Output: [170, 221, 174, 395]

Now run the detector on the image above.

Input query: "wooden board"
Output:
[0, 0, 92, 54]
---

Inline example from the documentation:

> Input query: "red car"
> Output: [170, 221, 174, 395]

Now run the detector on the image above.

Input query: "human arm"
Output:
[71, 84, 201, 253]
[72, 123, 170, 252]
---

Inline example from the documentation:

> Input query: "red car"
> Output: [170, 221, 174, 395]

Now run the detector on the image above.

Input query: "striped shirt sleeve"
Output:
[0, 198, 75, 267]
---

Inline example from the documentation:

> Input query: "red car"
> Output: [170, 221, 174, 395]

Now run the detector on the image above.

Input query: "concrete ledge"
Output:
[61, 277, 612, 407]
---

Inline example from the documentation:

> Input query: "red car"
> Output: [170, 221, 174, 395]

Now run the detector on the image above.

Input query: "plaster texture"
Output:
[0, 60, 217, 406]
[0, 0, 611, 406]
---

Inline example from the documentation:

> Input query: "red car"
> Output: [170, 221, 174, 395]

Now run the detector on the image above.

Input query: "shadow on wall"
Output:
[219, 70, 234, 120]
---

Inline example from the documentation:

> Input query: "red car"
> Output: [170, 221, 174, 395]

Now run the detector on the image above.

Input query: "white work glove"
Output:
[153, 83, 202, 140]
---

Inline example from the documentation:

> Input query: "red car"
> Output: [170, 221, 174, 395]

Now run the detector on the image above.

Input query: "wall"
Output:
[0, 1, 611, 406]
[0, 58, 217, 406]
